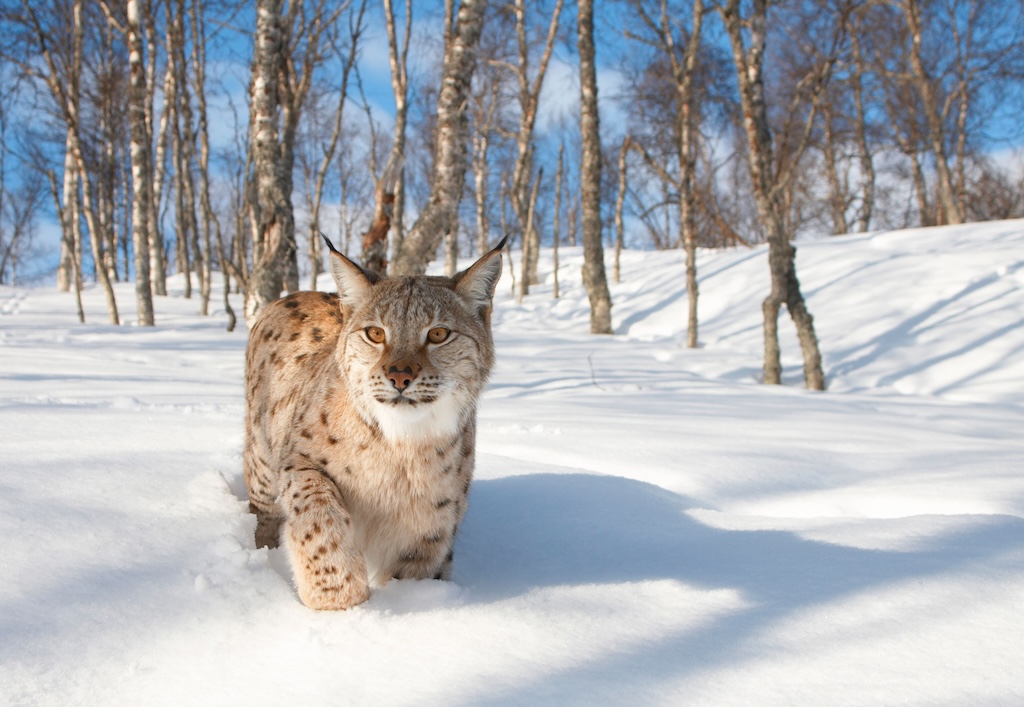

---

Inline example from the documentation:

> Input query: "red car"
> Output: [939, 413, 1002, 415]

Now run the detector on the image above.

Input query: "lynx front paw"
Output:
[281, 470, 370, 610]
[285, 515, 370, 610]
[296, 562, 370, 611]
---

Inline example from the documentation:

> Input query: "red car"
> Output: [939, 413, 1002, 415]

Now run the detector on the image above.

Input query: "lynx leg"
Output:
[250, 502, 284, 549]
[392, 535, 456, 582]
[281, 469, 370, 610]
[244, 453, 284, 549]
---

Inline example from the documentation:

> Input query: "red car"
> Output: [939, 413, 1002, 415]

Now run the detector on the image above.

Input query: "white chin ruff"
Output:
[370, 394, 465, 442]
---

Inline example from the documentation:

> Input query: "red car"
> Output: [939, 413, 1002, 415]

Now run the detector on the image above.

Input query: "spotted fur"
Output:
[243, 241, 504, 610]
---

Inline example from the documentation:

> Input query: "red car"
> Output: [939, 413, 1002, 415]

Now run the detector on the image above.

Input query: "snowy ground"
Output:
[2, 220, 1023, 705]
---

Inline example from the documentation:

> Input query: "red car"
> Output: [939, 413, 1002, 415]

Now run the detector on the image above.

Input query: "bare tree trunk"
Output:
[77, 159, 121, 325]
[390, 0, 488, 276]
[307, 4, 364, 286]
[96, 69, 118, 286]
[680, 151, 699, 348]
[173, 112, 191, 296]
[566, 192, 579, 248]
[126, 0, 155, 325]
[245, 0, 294, 326]
[499, 172, 516, 297]
[30, 0, 120, 323]
[821, 101, 849, 235]
[508, 0, 563, 292]
[720, 0, 825, 389]
[57, 130, 77, 293]
[577, 0, 612, 334]
[383, 0, 412, 266]
[628, 0, 703, 344]
[849, 23, 875, 232]
[517, 152, 538, 300]
[472, 119, 492, 258]
[142, 5, 163, 292]
[470, 75, 502, 258]
[47, 167, 85, 322]
[189, 0, 214, 315]
[306, 0, 364, 288]
[552, 143, 562, 299]
[911, 151, 931, 226]
[668, 0, 703, 346]
[361, 157, 400, 276]
[96, 21, 120, 286]
[119, 144, 131, 283]
[524, 171, 542, 287]
[150, 18, 173, 296]
[218, 237, 237, 332]
[444, 220, 460, 277]
[902, 0, 961, 225]
[613, 137, 627, 284]
[953, 61, 970, 221]
[277, 0, 342, 294]
[165, 0, 191, 297]
[174, 0, 203, 304]
[239, 141, 254, 287]
[517, 167, 542, 300]
[245, 0, 338, 296]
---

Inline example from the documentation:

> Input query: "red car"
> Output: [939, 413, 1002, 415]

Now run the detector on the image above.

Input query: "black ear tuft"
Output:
[321, 231, 381, 285]
[454, 238, 505, 308]
[321, 232, 342, 255]
[323, 233, 377, 309]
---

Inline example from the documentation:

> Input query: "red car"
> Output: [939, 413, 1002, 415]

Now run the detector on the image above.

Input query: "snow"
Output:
[2, 220, 1024, 705]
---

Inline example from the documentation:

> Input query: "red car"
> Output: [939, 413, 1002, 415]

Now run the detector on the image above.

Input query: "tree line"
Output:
[0, 0, 1021, 388]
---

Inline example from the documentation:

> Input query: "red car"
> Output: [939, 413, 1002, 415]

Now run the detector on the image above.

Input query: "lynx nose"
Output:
[386, 365, 418, 391]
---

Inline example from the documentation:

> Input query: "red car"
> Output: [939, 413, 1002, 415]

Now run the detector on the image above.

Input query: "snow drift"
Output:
[1, 220, 1022, 705]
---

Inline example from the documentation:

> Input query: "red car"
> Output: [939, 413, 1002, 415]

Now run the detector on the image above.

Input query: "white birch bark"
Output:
[577, 0, 613, 334]
[126, 0, 155, 325]
[244, 0, 292, 327]
[720, 0, 825, 389]
[390, 0, 489, 276]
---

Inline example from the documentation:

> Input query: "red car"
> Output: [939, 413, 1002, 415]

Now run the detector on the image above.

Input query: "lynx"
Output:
[243, 237, 505, 610]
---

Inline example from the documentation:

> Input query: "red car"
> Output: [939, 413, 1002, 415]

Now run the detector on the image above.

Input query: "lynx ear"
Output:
[454, 235, 507, 310]
[323, 234, 377, 311]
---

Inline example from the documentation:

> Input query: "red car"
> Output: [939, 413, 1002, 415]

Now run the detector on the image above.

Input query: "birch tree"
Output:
[551, 142, 562, 298]
[897, 0, 960, 225]
[718, 0, 827, 389]
[390, 0, 489, 276]
[469, 63, 506, 259]
[125, 0, 154, 324]
[190, 0, 217, 314]
[100, 0, 155, 324]
[623, 0, 705, 347]
[502, 0, 563, 296]
[19, 0, 120, 324]
[244, 0, 292, 326]
[244, 0, 342, 323]
[143, 4, 166, 295]
[381, 0, 412, 267]
[848, 8, 875, 232]
[613, 136, 627, 284]
[302, 0, 363, 288]
[577, 0, 612, 334]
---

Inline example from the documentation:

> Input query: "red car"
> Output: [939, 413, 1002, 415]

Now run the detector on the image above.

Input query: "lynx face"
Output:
[337, 275, 495, 443]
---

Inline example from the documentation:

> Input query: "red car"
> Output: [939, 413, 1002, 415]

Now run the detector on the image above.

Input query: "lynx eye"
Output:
[365, 326, 386, 344]
[427, 327, 451, 344]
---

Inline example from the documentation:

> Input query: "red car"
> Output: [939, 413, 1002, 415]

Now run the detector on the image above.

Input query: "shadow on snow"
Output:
[454, 472, 1024, 698]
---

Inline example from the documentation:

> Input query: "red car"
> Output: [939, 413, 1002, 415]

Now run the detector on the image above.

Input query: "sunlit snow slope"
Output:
[1, 220, 1022, 705]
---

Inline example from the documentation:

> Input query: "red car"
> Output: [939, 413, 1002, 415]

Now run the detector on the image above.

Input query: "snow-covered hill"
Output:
[2, 220, 1023, 705]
